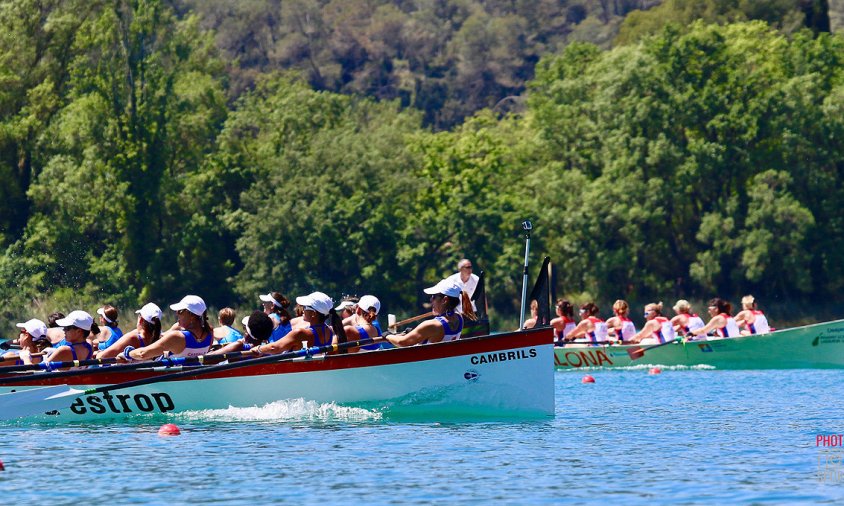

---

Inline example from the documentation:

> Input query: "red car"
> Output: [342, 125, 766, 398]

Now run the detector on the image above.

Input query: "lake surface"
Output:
[1, 368, 842, 504]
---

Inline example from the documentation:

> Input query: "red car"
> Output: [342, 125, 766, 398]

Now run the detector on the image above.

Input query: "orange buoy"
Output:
[158, 423, 181, 436]
[649, 367, 662, 375]
[581, 375, 595, 384]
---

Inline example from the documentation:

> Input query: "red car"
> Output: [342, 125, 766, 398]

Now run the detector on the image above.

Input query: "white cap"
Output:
[357, 295, 381, 315]
[296, 291, 333, 315]
[335, 300, 356, 311]
[241, 316, 250, 326]
[169, 295, 207, 316]
[135, 303, 163, 323]
[16, 318, 48, 340]
[55, 310, 95, 331]
[96, 307, 114, 323]
[423, 279, 463, 298]
[259, 293, 283, 308]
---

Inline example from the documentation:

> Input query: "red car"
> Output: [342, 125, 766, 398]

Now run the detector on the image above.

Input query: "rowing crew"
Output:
[1, 278, 467, 369]
[551, 295, 771, 346]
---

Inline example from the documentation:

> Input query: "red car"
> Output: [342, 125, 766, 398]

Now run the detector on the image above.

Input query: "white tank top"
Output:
[618, 319, 636, 341]
[715, 314, 741, 338]
[686, 314, 706, 333]
[749, 310, 770, 334]
[655, 317, 676, 342]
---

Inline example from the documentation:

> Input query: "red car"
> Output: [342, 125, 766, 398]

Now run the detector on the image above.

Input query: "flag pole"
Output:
[519, 220, 533, 329]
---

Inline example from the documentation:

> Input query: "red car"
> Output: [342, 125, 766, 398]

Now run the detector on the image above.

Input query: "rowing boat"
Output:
[553, 319, 844, 369]
[0, 328, 554, 421]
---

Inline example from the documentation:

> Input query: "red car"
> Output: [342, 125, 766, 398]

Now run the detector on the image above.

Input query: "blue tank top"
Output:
[167, 329, 213, 358]
[309, 325, 334, 347]
[97, 326, 124, 351]
[268, 313, 292, 343]
[357, 324, 386, 351]
[219, 325, 244, 345]
[54, 340, 93, 361]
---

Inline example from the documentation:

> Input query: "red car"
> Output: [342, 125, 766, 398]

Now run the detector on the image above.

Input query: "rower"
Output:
[343, 295, 386, 352]
[336, 296, 359, 325]
[550, 299, 576, 345]
[259, 291, 293, 342]
[606, 300, 636, 344]
[689, 298, 740, 340]
[213, 307, 243, 346]
[46, 310, 99, 369]
[251, 292, 341, 355]
[385, 280, 464, 347]
[734, 295, 771, 335]
[120, 295, 213, 361]
[670, 300, 705, 339]
[522, 300, 539, 330]
[97, 303, 163, 359]
[0, 319, 50, 366]
[209, 311, 273, 355]
[93, 305, 123, 352]
[564, 303, 608, 346]
[631, 302, 676, 345]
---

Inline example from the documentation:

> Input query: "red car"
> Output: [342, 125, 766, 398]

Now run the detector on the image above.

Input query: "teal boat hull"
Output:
[553, 319, 844, 369]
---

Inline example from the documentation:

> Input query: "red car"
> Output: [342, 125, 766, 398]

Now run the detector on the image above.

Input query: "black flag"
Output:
[528, 256, 553, 327]
[472, 270, 488, 319]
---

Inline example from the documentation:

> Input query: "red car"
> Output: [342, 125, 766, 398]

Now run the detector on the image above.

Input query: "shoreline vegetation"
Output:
[2, 1, 844, 331]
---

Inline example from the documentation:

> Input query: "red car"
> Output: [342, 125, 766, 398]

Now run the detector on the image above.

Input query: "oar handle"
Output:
[390, 312, 433, 331]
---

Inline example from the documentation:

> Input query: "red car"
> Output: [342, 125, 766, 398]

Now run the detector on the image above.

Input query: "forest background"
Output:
[2, 0, 844, 331]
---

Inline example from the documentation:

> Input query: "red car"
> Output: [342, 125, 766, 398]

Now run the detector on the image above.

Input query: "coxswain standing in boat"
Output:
[343, 295, 386, 352]
[631, 302, 676, 344]
[260, 291, 294, 343]
[91, 305, 123, 353]
[564, 303, 608, 346]
[119, 295, 212, 361]
[670, 299, 706, 339]
[46, 310, 98, 369]
[97, 303, 163, 359]
[0, 319, 50, 366]
[385, 280, 464, 347]
[689, 297, 741, 340]
[605, 300, 636, 344]
[550, 299, 576, 345]
[251, 292, 342, 355]
[734, 295, 771, 335]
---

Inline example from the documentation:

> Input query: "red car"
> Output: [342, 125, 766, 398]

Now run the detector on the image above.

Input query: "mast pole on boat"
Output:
[519, 220, 533, 329]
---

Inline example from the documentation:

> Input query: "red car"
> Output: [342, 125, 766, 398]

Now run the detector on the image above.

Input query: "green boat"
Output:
[553, 319, 844, 369]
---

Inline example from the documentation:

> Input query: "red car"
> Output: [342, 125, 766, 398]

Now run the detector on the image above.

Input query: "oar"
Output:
[0, 340, 19, 351]
[389, 312, 433, 332]
[0, 334, 382, 421]
[627, 338, 681, 360]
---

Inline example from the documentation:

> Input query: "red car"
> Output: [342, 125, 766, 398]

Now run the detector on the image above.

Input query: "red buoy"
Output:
[649, 367, 662, 375]
[582, 375, 595, 384]
[158, 423, 181, 436]
[0, 459, 5, 471]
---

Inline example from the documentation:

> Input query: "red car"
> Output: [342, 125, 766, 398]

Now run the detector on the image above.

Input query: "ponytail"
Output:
[328, 308, 348, 353]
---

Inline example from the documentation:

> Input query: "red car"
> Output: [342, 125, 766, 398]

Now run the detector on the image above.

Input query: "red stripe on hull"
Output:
[1, 328, 553, 386]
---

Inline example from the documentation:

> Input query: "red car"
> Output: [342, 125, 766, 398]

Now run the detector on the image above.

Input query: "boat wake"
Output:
[175, 398, 383, 423]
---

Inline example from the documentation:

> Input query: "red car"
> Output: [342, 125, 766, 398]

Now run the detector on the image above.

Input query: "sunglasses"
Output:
[63, 325, 80, 331]
[303, 306, 315, 312]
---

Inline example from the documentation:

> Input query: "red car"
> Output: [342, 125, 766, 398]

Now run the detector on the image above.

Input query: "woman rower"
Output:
[97, 303, 163, 359]
[605, 300, 636, 344]
[564, 303, 608, 346]
[209, 311, 273, 355]
[260, 291, 293, 342]
[631, 302, 676, 344]
[336, 296, 359, 325]
[734, 295, 771, 335]
[343, 295, 385, 352]
[522, 300, 539, 330]
[0, 319, 50, 366]
[251, 292, 343, 355]
[670, 299, 705, 339]
[213, 307, 243, 347]
[689, 298, 740, 340]
[119, 295, 213, 361]
[45, 311, 99, 368]
[385, 280, 464, 347]
[550, 299, 576, 345]
[92, 305, 123, 353]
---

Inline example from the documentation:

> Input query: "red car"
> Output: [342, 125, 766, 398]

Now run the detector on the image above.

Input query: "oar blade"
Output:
[627, 346, 645, 360]
[0, 385, 83, 421]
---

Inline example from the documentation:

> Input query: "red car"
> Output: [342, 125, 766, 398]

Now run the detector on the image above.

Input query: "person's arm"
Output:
[253, 329, 301, 356]
[734, 310, 752, 329]
[692, 315, 725, 336]
[386, 319, 444, 347]
[565, 320, 589, 340]
[207, 340, 245, 355]
[631, 321, 658, 343]
[97, 329, 140, 359]
[670, 314, 685, 333]
[124, 331, 185, 361]
[605, 317, 620, 338]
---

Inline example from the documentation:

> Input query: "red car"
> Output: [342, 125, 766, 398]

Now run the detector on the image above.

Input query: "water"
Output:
[1, 369, 842, 504]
